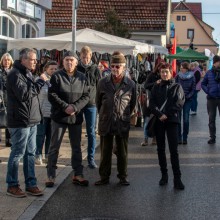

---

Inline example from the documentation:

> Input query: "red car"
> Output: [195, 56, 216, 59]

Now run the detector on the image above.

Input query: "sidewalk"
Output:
[0, 126, 93, 220]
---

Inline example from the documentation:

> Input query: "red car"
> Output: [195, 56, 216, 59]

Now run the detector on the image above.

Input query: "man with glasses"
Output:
[6, 48, 48, 198]
[95, 52, 136, 186]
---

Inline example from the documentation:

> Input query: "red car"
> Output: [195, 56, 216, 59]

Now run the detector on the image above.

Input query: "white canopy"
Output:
[7, 28, 168, 55]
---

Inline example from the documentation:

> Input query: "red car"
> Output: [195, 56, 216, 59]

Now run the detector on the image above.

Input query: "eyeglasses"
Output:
[111, 64, 122, 69]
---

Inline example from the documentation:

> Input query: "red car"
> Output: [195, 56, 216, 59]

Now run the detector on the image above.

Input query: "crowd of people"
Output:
[0, 46, 220, 198]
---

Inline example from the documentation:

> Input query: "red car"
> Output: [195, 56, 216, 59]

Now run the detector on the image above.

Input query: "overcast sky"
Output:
[184, 0, 220, 46]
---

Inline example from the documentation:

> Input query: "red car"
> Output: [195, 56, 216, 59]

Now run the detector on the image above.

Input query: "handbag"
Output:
[0, 94, 7, 128]
[146, 98, 168, 138]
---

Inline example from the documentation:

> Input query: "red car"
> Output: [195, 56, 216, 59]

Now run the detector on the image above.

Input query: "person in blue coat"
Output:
[201, 55, 220, 144]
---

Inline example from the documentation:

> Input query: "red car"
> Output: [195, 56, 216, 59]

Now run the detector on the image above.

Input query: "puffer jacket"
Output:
[149, 79, 185, 124]
[201, 67, 220, 99]
[7, 60, 45, 128]
[96, 74, 137, 137]
[175, 71, 195, 100]
[77, 62, 100, 107]
[48, 68, 89, 124]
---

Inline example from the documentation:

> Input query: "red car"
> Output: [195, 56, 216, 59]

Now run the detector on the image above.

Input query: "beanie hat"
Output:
[100, 61, 109, 69]
[213, 55, 220, 64]
[63, 50, 78, 60]
[111, 54, 126, 64]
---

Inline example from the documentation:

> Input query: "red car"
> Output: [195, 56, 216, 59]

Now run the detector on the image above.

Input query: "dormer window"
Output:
[177, 16, 181, 21]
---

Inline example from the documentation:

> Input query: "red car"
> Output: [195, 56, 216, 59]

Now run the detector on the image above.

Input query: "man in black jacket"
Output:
[45, 51, 90, 187]
[77, 46, 100, 169]
[6, 48, 48, 198]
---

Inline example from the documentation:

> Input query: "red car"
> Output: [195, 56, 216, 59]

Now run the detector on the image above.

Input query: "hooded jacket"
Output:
[175, 71, 196, 100]
[7, 60, 45, 128]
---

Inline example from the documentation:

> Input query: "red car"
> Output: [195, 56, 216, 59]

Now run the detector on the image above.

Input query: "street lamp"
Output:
[72, 0, 80, 52]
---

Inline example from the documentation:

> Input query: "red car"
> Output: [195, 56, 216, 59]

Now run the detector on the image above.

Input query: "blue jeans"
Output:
[191, 90, 199, 112]
[36, 117, 51, 156]
[6, 126, 37, 188]
[83, 106, 97, 164]
[178, 99, 192, 141]
[143, 116, 149, 139]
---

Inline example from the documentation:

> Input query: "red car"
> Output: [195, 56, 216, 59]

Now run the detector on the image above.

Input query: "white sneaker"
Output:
[35, 155, 43, 165]
[190, 111, 197, 115]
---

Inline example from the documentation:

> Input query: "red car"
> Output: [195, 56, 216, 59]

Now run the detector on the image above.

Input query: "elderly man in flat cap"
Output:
[95, 51, 137, 186]
[45, 51, 90, 187]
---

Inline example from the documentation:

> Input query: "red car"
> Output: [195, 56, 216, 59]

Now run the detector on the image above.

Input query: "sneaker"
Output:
[26, 186, 44, 196]
[72, 175, 89, 186]
[88, 161, 98, 169]
[190, 111, 197, 115]
[118, 178, 130, 186]
[174, 178, 185, 190]
[45, 177, 55, 187]
[7, 185, 27, 198]
[159, 173, 168, 186]
[152, 137, 157, 145]
[141, 138, 148, 146]
[44, 154, 48, 163]
[182, 140, 187, 145]
[208, 138, 216, 144]
[35, 155, 43, 165]
[95, 179, 109, 186]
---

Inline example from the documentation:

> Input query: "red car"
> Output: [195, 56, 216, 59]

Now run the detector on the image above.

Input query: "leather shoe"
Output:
[118, 178, 130, 186]
[95, 179, 109, 186]
[159, 173, 168, 186]
[174, 178, 185, 190]
[208, 138, 216, 144]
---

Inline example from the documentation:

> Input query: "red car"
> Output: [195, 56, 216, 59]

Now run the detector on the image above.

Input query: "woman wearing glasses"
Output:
[95, 52, 137, 186]
[149, 63, 185, 190]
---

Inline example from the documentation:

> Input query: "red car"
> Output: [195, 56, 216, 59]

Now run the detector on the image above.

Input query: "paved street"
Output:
[0, 90, 220, 220]
[33, 91, 220, 220]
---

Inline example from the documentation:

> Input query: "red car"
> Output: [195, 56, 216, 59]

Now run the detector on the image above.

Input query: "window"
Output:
[182, 16, 186, 21]
[0, 16, 15, 38]
[176, 16, 181, 21]
[187, 29, 194, 39]
[22, 23, 37, 38]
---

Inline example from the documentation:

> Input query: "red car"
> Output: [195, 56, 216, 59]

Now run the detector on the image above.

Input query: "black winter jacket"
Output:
[7, 60, 45, 128]
[96, 74, 137, 137]
[77, 62, 100, 107]
[149, 79, 185, 124]
[48, 68, 89, 124]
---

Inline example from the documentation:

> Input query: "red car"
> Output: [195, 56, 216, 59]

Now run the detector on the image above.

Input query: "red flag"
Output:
[171, 35, 177, 76]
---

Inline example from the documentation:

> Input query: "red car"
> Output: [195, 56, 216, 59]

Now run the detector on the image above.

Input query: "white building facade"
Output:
[0, 0, 52, 57]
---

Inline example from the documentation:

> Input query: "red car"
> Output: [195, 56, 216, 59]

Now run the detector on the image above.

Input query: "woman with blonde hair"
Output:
[0, 53, 14, 146]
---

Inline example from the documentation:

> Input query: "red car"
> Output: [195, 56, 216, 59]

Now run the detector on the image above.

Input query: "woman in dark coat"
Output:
[0, 53, 14, 146]
[149, 63, 185, 190]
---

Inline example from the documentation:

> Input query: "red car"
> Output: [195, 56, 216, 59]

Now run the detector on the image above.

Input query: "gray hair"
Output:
[19, 48, 37, 60]
[0, 53, 14, 68]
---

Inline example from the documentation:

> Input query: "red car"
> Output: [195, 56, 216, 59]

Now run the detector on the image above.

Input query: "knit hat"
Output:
[100, 61, 109, 69]
[111, 54, 126, 64]
[63, 51, 78, 59]
[213, 55, 220, 64]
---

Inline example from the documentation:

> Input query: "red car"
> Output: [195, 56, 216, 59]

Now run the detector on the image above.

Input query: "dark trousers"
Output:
[155, 120, 181, 178]
[99, 134, 128, 180]
[47, 120, 83, 178]
[207, 99, 220, 139]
